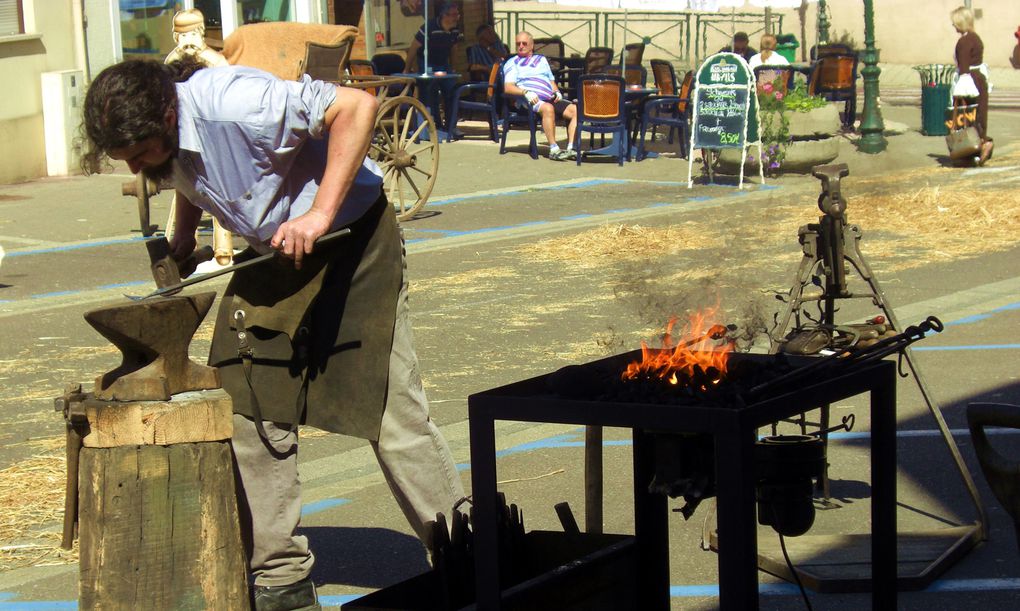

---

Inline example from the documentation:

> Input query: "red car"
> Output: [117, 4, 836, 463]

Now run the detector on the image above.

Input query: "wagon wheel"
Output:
[371, 96, 439, 222]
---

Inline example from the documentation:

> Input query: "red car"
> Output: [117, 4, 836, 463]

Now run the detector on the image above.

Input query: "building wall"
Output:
[0, 0, 81, 184]
[771, 0, 1014, 69]
[494, 1, 1016, 70]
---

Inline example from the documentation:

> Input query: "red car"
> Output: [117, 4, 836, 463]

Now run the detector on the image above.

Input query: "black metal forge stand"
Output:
[468, 354, 898, 611]
[772, 163, 987, 537]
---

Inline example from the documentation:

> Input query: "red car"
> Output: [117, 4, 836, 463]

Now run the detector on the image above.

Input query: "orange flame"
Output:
[623, 310, 734, 387]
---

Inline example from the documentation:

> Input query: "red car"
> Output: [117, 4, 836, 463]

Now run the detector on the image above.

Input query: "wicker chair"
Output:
[574, 74, 629, 166]
[447, 63, 501, 142]
[636, 62, 692, 161]
[300, 39, 352, 82]
[809, 53, 859, 130]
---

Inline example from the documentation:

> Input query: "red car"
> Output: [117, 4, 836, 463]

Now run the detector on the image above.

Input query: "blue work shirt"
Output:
[171, 65, 383, 251]
[414, 17, 463, 70]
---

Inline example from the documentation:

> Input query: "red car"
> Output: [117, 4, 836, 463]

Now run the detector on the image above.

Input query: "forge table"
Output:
[468, 352, 898, 610]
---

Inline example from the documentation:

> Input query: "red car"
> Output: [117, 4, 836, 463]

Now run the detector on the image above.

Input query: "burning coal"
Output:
[622, 310, 735, 392]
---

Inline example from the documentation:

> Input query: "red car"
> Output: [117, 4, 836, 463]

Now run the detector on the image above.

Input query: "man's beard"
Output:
[141, 131, 178, 183]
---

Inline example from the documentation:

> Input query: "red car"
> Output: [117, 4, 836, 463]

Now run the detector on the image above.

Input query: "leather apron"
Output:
[208, 195, 401, 441]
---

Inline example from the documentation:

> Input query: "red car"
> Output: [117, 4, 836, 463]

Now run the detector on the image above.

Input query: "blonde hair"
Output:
[759, 34, 777, 61]
[950, 7, 974, 33]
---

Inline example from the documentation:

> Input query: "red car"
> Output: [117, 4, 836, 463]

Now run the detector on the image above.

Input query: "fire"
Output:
[623, 310, 734, 387]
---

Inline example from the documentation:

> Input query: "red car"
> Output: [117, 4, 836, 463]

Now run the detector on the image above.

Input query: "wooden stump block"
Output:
[77, 390, 249, 610]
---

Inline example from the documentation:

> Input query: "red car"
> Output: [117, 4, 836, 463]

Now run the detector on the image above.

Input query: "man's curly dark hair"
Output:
[80, 56, 206, 175]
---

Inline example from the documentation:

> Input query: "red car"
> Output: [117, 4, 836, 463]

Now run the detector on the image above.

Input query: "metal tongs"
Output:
[746, 316, 944, 400]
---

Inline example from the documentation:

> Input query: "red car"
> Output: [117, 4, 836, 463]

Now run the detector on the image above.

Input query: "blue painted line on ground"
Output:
[427, 179, 628, 207]
[606, 208, 635, 214]
[949, 313, 993, 325]
[648, 202, 675, 208]
[924, 577, 1020, 592]
[948, 300, 1020, 326]
[320, 594, 362, 607]
[14, 575, 1019, 609]
[301, 498, 351, 517]
[96, 280, 148, 290]
[560, 213, 594, 220]
[30, 290, 79, 299]
[434, 220, 549, 237]
[687, 195, 713, 201]
[913, 344, 1020, 351]
[5, 236, 149, 258]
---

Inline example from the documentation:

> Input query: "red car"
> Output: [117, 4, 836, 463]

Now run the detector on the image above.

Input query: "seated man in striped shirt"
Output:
[503, 31, 578, 161]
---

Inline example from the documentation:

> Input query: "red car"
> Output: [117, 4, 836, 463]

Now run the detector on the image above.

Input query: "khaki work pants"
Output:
[231, 247, 465, 587]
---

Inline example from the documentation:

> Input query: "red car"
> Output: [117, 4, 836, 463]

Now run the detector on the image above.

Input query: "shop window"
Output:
[119, 0, 179, 60]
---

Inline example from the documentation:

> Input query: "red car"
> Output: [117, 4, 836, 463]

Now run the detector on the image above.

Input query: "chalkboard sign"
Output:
[693, 87, 749, 149]
[687, 52, 764, 189]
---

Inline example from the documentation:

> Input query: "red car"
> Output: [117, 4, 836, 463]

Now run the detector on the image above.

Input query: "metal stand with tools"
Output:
[758, 162, 986, 592]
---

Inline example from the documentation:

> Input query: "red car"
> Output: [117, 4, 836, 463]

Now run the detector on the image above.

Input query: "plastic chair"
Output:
[533, 37, 565, 60]
[636, 63, 692, 161]
[621, 42, 645, 66]
[496, 60, 540, 159]
[534, 37, 572, 96]
[574, 74, 629, 166]
[447, 63, 500, 142]
[967, 403, 1020, 555]
[583, 46, 615, 74]
[370, 52, 405, 76]
[301, 39, 352, 82]
[809, 53, 859, 130]
[346, 59, 378, 95]
[606, 64, 647, 87]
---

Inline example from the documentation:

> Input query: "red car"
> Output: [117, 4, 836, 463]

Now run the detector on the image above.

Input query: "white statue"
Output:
[164, 9, 228, 67]
[164, 9, 233, 265]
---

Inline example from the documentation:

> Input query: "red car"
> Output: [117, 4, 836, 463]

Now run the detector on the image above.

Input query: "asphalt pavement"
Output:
[2, 103, 1020, 610]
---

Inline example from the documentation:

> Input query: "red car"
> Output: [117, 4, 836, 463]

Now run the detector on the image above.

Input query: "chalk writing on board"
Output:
[693, 87, 748, 149]
[709, 62, 738, 83]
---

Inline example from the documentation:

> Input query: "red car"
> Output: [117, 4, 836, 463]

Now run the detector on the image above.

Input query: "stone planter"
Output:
[715, 103, 842, 174]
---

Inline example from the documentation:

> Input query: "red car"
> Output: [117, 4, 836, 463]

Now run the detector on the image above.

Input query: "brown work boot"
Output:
[253, 577, 321, 611]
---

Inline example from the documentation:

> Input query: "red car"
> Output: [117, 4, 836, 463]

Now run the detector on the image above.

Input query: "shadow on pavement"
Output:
[303, 526, 430, 588]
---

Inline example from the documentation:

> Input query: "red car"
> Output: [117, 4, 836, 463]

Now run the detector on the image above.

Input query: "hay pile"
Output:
[520, 168, 1020, 274]
[0, 437, 76, 570]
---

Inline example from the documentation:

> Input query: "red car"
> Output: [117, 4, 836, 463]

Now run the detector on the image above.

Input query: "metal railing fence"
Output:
[495, 9, 784, 70]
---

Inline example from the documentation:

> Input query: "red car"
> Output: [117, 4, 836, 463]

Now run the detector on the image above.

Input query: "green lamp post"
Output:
[817, 0, 830, 45]
[858, 0, 887, 153]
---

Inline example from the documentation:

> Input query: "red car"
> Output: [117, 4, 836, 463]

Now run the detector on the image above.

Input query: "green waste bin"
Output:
[920, 84, 951, 135]
[776, 34, 799, 63]
[914, 64, 955, 136]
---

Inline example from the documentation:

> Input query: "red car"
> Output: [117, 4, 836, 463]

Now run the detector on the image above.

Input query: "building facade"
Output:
[0, 0, 494, 184]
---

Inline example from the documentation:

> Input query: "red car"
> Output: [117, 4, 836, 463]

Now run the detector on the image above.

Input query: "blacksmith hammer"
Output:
[128, 228, 352, 300]
[145, 236, 215, 291]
